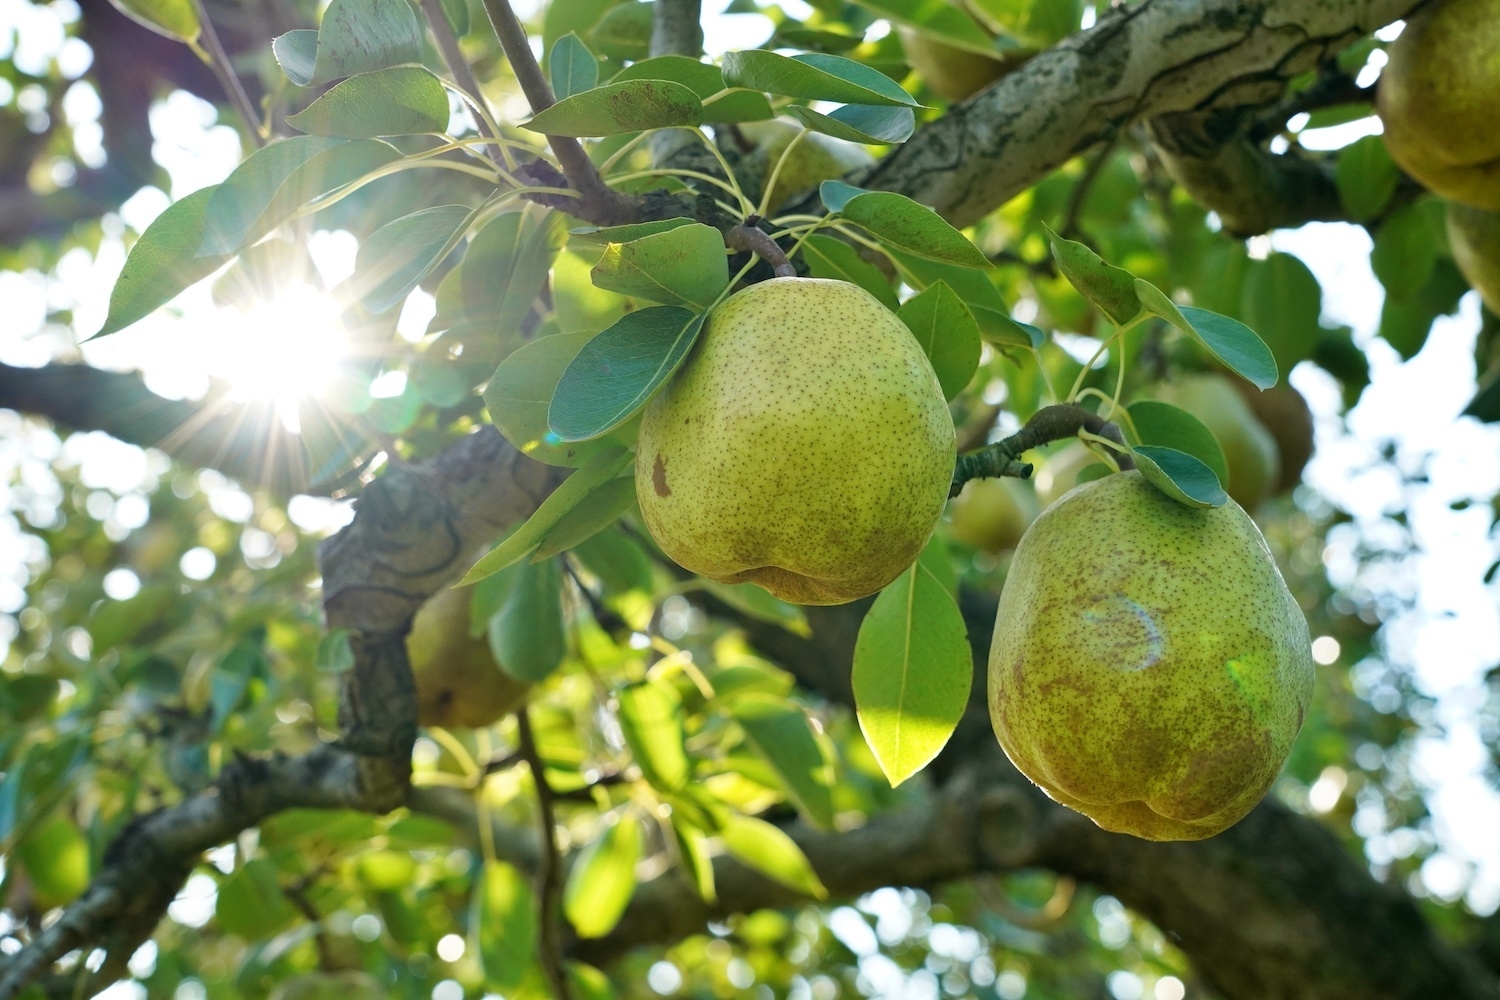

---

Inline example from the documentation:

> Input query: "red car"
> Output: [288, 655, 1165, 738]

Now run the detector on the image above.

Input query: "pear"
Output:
[636, 277, 955, 605]
[1234, 382, 1315, 495]
[738, 120, 874, 214]
[949, 476, 1041, 552]
[1377, 0, 1500, 210]
[407, 587, 528, 729]
[1446, 201, 1500, 314]
[898, 28, 1015, 104]
[989, 470, 1313, 841]
[1152, 373, 1279, 510]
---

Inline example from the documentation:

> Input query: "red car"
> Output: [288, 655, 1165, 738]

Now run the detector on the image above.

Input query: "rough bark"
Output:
[861, 0, 1424, 229]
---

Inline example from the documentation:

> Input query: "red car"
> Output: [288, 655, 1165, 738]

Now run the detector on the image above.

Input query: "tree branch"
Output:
[517, 707, 573, 1000]
[478, 0, 637, 225]
[861, 0, 1425, 230]
[950, 403, 1133, 497]
[189, 0, 265, 146]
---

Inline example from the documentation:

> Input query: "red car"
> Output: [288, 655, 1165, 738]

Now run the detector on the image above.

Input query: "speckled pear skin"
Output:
[989, 470, 1313, 841]
[636, 277, 955, 606]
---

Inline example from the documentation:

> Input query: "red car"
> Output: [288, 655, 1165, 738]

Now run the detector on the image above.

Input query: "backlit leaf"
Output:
[617, 680, 690, 793]
[719, 816, 827, 898]
[590, 224, 729, 308]
[491, 558, 566, 682]
[352, 204, 473, 313]
[852, 558, 971, 786]
[473, 860, 536, 990]
[729, 693, 836, 829]
[286, 66, 450, 139]
[100, 187, 230, 336]
[899, 280, 982, 400]
[564, 813, 641, 938]
[523, 80, 702, 137]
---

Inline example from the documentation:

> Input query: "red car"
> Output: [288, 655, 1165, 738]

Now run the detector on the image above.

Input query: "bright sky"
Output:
[0, 0, 1497, 919]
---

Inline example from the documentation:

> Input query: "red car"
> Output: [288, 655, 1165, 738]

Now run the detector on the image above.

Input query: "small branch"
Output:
[189, 0, 264, 147]
[282, 877, 337, 971]
[950, 403, 1133, 497]
[726, 220, 795, 277]
[516, 707, 573, 1000]
[479, 0, 637, 225]
[1059, 138, 1115, 240]
[420, 0, 503, 166]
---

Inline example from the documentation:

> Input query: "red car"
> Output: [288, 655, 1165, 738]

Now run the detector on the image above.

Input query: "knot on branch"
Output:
[950, 403, 1132, 497]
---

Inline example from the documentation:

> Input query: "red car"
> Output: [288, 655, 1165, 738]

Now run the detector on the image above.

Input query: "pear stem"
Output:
[726, 220, 797, 278]
[950, 403, 1133, 497]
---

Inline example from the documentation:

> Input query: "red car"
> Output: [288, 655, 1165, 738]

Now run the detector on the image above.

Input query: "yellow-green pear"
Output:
[898, 28, 1016, 103]
[1152, 373, 1279, 510]
[1446, 201, 1500, 313]
[989, 470, 1314, 841]
[1377, 0, 1500, 210]
[739, 120, 874, 214]
[636, 277, 955, 605]
[407, 587, 528, 729]
[949, 477, 1041, 552]
[1235, 382, 1315, 495]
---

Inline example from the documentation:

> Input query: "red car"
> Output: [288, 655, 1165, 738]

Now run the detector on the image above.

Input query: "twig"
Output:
[725, 220, 796, 277]
[516, 706, 574, 1000]
[282, 876, 337, 971]
[419, 0, 503, 167]
[950, 403, 1133, 497]
[478, 0, 636, 225]
[552, 770, 630, 803]
[189, 0, 264, 147]
[1059, 138, 1115, 241]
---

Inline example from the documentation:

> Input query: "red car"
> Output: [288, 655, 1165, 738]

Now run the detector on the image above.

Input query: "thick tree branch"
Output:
[0, 362, 326, 497]
[862, 0, 1424, 229]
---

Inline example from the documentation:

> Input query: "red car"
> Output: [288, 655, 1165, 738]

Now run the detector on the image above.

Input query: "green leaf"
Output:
[889, 249, 1036, 346]
[462, 209, 566, 349]
[485, 329, 609, 467]
[307, 0, 423, 86]
[1379, 257, 1469, 360]
[545, 0, 615, 54]
[722, 49, 921, 107]
[108, 0, 198, 41]
[491, 558, 567, 682]
[729, 693, 836, 829]
[216, 860, 297, 939]
[1045, 226, 1140, 325]
[1125, 400, 1228, 487]
[586, 1, 653, 61]
[899, 280, 982, 400]
[701, 89, 776, 124]
[460, 446, 633, 584]
[1135, 278, 1278, 389]
[548, 307, 707, 442]
[590, 224, 728, 308]
[617, 680, 691, 793]
[550, 33, 599, 100]
[799, 233, 898, 309]
[852, 559, 972, 786]
[571, 218, 697, 244]
[611, 56, 724, 97]
[532, 476, 637, 561]
[1131, 446, 1227, 509]
[573, 530, 653, 594]
[1239, 252, 1322, 373]
[849, 0, 998, 54]
[353, 204, 473, 313]
[523, 80, 702, 137]
[819, 179, 865, 213]
[99, 187, 230, 336]
[719, 816, 827, 898]
[1335, 134, 1399, 223]
[840, 191, 991, 268]
[671, 819, 717, 903]
[199, 136, 344, 255]
[564, 813, 641, 938]
[1371, 200, 1439, 302]
[272, 30, 318, 86]
[473, 860, 536, 990]
[783, 103, 915, 144]
[286, 66, 451, 139]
